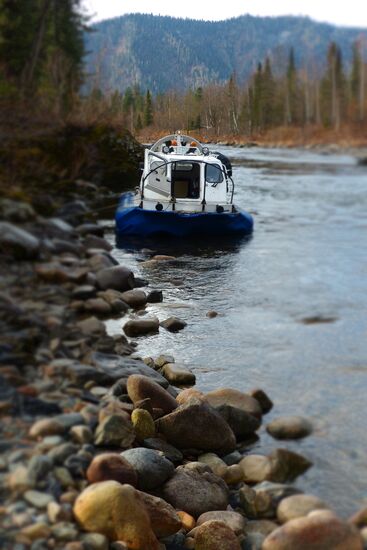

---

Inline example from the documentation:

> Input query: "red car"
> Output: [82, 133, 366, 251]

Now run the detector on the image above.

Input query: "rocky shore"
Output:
[1, 172, 367, 549]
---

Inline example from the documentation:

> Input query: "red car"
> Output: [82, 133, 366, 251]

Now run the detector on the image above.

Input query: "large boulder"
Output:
[137, 490, 181, 538]
[193, 520, 241, 550]
[266, 416, 313, 440]
[73, 481, 160, 548]
[160, 465, 229, 518]
[262, 510, 363, 550]
[96, 266, 135, 291]
[86, 453, 138, 486]
[156, 397, 236, 454]
[121, 448, 175, 490]
[127, 374, 177, 414]
[205, 388, 262, 419]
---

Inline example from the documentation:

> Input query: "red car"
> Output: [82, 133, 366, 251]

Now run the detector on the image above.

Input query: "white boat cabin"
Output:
[138, 133, 235, 213]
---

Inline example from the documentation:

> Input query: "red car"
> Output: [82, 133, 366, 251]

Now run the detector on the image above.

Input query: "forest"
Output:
[0, 3, 366, 145]
[84, 41, 367, 143]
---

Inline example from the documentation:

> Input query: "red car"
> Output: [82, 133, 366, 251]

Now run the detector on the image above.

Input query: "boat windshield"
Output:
[205, 163, 223, 184]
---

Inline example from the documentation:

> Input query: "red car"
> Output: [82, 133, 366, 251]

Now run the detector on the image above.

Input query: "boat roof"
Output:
[149, 132, 206, 156]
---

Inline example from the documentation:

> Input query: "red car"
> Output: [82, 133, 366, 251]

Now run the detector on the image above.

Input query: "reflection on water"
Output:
[106, 146, 367, 516]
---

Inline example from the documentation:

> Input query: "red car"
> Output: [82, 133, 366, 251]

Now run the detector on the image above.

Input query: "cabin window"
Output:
[172, 162, 193, 172]
[205, 163, 223, 184]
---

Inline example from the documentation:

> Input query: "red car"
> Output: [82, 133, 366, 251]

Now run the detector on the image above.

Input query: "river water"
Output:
[105, 146, 367, 516]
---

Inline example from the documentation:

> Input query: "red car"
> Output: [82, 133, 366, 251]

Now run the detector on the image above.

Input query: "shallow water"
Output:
[105, 146, 367, 516]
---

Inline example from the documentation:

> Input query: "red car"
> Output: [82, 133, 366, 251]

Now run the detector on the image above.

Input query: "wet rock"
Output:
[143, 438, 183, 463]
[86, 453, 138, 486]
[156, 397, 236, 454]
[24, 490, 54, 509]
[123, 317, 159, 336]
[96, 266, 135, 291]
[89, 252, 117, 271]
[127, 374, 177, 413]
[160, 316, 187, 332]
[161, 363, 196, 386]
[0, 221, 40, 259]
[248, 388, 273, 414]
[269, 448, 313, 483]
[262, 510, 363, 550]
[160, 465, 229, 518]
[216, 404, 261, 439]
[196, 511, 247, 535]
[147, 290, 163, 303]
[266, 416, 313, 440]
[120, 290, 147, 308]
[131, 408, 155, 440]
[73, 481, 160, 547]
[48, 442, 79, 464]
[240, 455, 273, 484]
[94, 414, 135, 448]
[205, 388, 262, 419]
[121, 447, 174, 490]
[138, 490, 181, 537]
[206, 310, 218, 318]
[155, 354, 175, 369]
[277, 494, 329, 523]
[192, 519, 241, 550]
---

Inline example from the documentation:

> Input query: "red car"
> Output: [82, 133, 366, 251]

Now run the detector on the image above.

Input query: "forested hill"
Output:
[85, 13, 366, 94]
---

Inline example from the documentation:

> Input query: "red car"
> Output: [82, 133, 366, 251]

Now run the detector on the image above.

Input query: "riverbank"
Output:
[1, 132, 367, 549]
[137, 125, 367, 155]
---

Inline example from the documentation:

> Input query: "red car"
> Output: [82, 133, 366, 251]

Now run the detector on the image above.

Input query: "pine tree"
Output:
[144, 89, 153, 126]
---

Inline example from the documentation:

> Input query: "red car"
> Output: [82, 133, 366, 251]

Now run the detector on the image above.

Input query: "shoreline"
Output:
[1, 189, 367, 549]
[0, 128, 366, 548]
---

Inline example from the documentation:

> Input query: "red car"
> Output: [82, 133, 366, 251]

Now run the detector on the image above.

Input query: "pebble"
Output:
[123, 317, 160, 336]
[277, 494, 329, 523]
[81, 532, 110, 550]
[160, 363, 196, 386]
[86, 453, 138, 486]
[24, 490, 54, 509]
[160, 316, 187, 332]
[94, 414, 135, 448]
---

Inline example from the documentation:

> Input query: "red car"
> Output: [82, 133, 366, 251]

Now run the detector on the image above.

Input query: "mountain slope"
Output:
[84, 13, 366, 93]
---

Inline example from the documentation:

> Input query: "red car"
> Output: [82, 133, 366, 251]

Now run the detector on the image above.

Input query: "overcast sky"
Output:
[83, 0, 367, 28]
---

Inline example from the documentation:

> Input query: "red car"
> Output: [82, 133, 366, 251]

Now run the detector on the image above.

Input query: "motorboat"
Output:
[115, 133, 253, 237]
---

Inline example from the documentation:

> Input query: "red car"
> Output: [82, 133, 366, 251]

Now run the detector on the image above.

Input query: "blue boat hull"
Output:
[115, 193, 253, 238]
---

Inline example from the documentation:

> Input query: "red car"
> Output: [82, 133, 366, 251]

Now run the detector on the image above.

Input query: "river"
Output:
[104, 145, 367, 516]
